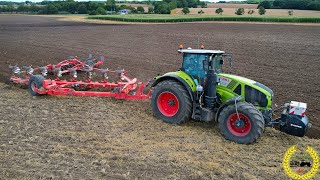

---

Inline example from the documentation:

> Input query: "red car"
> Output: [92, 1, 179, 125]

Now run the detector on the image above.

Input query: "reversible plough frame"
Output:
[9, 55, 151, 100]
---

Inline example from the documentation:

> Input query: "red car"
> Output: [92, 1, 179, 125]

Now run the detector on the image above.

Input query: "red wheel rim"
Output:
[227, 113, 251, 137]
[157, 91, 179, 117]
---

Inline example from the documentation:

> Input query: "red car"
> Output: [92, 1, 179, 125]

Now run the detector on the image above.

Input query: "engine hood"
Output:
[218, 73, 274, 97]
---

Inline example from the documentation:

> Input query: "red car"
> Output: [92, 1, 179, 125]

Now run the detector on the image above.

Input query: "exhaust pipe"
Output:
[204, 69, 217, 109]
[200, 69, 217, 122]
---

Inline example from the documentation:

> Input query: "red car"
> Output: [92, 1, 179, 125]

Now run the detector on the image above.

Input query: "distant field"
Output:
[173, 8, 320, 17]
[88, 14, 320, 23]
[207, 3, 258, 9]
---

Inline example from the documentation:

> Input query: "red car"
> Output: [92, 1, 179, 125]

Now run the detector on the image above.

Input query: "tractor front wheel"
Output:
[151, 80, 192, 124]
[218, 102, 265, 144]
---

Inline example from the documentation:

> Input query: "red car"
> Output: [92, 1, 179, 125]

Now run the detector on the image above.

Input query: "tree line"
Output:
[0, 0, 205, 15]
[258, 0, 320, 11]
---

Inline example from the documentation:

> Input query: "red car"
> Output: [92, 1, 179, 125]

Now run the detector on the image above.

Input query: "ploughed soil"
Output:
[0, 15, 319, 179]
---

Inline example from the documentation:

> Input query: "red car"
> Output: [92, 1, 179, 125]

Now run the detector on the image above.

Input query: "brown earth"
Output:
[0, 15, 320, 179]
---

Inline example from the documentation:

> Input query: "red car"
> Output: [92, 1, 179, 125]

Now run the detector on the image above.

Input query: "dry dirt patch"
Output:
[0, 82, 319, 179]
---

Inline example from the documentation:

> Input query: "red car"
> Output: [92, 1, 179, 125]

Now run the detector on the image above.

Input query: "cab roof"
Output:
[178, 49, 225, 54]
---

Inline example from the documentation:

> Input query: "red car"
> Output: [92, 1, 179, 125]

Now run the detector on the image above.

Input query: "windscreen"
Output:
[182, 53, 210, 78]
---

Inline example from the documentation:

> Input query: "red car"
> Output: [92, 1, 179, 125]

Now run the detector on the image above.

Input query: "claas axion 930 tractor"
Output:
[10, 45, 311, 144]
[150, 45, 311, 144]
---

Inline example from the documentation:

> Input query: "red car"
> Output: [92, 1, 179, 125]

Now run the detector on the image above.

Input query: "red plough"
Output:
[9, 55, 151, 100]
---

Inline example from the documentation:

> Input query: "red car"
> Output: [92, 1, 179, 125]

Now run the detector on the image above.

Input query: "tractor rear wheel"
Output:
[28, 75, 45, 96]
[218, 102, 265, 144]
[151, 80, 192, 124]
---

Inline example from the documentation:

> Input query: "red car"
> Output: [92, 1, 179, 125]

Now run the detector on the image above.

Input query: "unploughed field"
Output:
[173, 8, 320, 17]
[0, 15, 319, 179]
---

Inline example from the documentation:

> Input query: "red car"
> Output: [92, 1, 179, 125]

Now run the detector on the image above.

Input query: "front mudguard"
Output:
[215, 96, 242, 122]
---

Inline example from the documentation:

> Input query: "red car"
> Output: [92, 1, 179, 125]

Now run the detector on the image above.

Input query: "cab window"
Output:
[212, 54, 222, 73]
[182, 53, 209, 78]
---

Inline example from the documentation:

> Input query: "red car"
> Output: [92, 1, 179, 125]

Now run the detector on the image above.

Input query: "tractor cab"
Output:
[178, 48, 231, 79]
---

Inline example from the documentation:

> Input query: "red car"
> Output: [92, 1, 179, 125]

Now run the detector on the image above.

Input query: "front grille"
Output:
[245, 85, 268, 107]
[254, 82, 273, 96]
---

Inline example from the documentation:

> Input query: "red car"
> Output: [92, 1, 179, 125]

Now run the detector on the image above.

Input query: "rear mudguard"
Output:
[151, 71, 196, 101]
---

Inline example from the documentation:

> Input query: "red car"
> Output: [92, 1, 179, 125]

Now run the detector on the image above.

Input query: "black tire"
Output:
[28, 75, 45, 96]
[151, 80, 192, 124]
[218, 102, 265, 144]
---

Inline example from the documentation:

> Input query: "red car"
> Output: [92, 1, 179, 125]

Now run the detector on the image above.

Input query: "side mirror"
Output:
[223, 54, 233, 67]
[220, 59, 224, 65]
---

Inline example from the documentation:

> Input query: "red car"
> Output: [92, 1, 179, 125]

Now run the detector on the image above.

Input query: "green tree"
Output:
[248, 9, 255, 15]
[77, 4, 87, 14]
[106, 0, 116, 11]
[181, 7, 190, 14]
[43, 4, 58, 14]
[288, 10, 293, 16]
[148, 7, 154, 14]
[198, 9, 204, 15]
[200, 2, 207, 8]
[235, 8, 245, 15]
[17, 5, 29, 12]
[88, 2, 100, 11]
[154, 2, 170, 14]
[137, 6, 145, 13]
[96, 6, 106, 15]
[258, 0, 272, 9]
[273, 0, 285, 8]
[30, 4, 40, 12]
[7, 4, 14, 13]
[215, 8, 223, 15]
[88, 10, 97, 15]
[67, 2, 77, 14]
[258, 6, 266, 15]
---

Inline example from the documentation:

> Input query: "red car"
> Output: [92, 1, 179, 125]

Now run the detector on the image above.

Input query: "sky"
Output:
[2, 0, 246, 3]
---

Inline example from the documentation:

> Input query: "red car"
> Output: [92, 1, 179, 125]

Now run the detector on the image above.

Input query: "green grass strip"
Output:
[87, 15, 320, 23]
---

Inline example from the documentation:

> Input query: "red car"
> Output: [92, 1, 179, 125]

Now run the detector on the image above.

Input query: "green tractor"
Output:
[150, 47, 311, 144]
